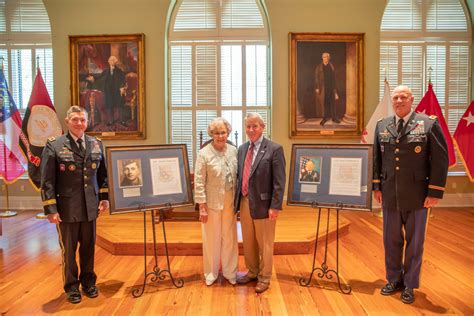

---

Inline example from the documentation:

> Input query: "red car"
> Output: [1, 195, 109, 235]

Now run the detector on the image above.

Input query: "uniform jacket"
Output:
[373, 112, 448, 212]
[234, 137, 286, 219]
[41, 133, 108, 222]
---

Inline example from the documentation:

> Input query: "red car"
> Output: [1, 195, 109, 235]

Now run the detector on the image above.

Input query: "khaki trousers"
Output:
[239, 196, 276, 283]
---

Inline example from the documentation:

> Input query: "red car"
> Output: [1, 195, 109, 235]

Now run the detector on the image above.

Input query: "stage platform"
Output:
[96, 205, 350, 255]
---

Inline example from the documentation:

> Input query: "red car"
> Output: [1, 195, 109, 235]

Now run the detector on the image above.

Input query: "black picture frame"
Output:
[106, 144, 193, 214]
[287, 144, 373, 211]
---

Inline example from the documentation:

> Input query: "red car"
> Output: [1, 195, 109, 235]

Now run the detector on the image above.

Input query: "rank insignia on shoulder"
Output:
[48, 136, 56, 142]
[96, 137, 102, 141]
[377, 118, 383, 122]
[429, 115, 437, 120]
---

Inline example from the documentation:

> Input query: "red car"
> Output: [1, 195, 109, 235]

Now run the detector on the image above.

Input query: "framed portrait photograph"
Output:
[287, 144, 373, 211]
[289, 32, 365, 138]
[69, 34, 145, 139]
[106, 144, 194, 214]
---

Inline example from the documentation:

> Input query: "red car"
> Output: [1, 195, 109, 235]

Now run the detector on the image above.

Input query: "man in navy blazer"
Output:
[234, 113, 286, 293]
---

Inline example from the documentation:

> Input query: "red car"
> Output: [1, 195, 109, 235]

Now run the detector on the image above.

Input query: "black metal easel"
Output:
[132, 203, 184, 298]
[299, 202, 351, 294]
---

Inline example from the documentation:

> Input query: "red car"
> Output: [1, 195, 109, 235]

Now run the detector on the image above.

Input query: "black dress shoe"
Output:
[380, 282, 404, 295]
[320, 119, 328, 126]
[333, 118, 341, 123]
[82, 285, 99, 298]
[401, 287, 415, 304]
[66, 290, 82, 304]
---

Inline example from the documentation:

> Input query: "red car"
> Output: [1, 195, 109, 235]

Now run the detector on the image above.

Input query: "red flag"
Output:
[453, 101, 474, 182]
[0, 67, 26, 183]
[19, 68, 62, 190]
[415, 84, 456, 167]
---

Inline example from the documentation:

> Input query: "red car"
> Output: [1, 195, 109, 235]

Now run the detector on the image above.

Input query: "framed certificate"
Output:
[106, 144, 193, 214]
[287, 144, 373, 211]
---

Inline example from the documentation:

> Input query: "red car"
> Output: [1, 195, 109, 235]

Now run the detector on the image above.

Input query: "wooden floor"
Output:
[0, 208, 473, 315]
[96, 206, 350, 255]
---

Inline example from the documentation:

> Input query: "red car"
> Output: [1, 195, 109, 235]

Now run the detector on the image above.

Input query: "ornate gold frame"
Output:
[289, 32, 365, 138]
[69, 34, 145, 139]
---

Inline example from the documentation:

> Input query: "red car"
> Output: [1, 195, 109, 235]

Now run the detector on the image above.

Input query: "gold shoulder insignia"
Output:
[377, 118, 383, 122]
[429, 115, 437, 120]
[48, 136, 56, 142]
[96, 137, 102, 141]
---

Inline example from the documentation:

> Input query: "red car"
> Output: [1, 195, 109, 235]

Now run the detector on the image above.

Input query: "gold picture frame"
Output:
[289, 32, 364, 138]
[69, 34, 145, 139]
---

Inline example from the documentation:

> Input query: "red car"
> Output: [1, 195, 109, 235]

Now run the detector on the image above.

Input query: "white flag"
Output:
[361, 81, 392, 144]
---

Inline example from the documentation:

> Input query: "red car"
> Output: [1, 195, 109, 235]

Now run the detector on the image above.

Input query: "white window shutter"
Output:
[379, 45, 398, 100]
[35, 47, 54, 104]
[174, 0, 216, 31]
[196, 45, 217, 106]
[448, 45, 469, 106]
[401, 45, 423, 102]
[426, 45, 446, 105]
[10, 49, 32, 109]
[195, 110, 217, 153]
[427, 0, 468, 31]
[221, 0, 264, 29]
[246, 45, 267, 107]
[171, 110, 194, 167]
[381, 0, 421, 31]
[171, 45, 192, 107]
[11, 0, 51, 32]
[221, 45, 242, 107]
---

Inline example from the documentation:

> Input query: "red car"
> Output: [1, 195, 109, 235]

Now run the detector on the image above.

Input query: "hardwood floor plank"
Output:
[0, 208, 473, 315]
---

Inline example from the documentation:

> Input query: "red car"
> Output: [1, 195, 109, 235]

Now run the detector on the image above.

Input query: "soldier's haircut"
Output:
[122, 159, 139, 169]
[67, 105, 88, 120]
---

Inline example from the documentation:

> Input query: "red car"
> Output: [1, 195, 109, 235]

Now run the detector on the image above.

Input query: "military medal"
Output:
[59, 164, 65, 172]
[414, 146, 422, 153]
[68, 164, 76, 171]
[91, 162, 97, 169]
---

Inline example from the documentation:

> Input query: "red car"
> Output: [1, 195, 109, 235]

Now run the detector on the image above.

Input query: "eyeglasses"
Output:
[212, 131, 228, 136]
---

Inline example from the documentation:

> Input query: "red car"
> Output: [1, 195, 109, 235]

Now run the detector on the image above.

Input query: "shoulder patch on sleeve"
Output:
[429, 115, 437, 120]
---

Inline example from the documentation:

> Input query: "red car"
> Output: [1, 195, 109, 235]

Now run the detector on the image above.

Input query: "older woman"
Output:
[194, 118, 238, 286]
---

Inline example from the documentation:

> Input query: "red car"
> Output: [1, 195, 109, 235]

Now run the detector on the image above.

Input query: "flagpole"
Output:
[33, 59, 47, 220]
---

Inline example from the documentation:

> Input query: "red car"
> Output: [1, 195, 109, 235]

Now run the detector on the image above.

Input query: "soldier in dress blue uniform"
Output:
[40, 105, 109, 304]
[373, 85, 448, 304]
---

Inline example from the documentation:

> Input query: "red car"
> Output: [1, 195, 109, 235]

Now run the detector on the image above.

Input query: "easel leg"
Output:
[132, 208, 184, 298]
[299, 205, 351, 294]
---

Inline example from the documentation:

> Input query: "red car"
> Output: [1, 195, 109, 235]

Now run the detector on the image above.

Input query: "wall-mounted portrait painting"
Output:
[69, 34, 145, 139]
[289, 33, 365, 138]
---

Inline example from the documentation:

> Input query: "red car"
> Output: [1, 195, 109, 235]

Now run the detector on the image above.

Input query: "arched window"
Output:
[0, 0, 53, 111]
[380, 0, 472, 172]
[167, 0, 271, 166]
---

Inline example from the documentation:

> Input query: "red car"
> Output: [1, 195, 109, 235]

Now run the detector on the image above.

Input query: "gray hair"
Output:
[244, 112, 265, 127]
[207, 117, 232, 137]
[66, 105, 88, 120]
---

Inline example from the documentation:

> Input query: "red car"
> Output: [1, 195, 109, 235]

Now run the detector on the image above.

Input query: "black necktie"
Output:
[77, 138, 85, 154]
[397, 118, 404, 135]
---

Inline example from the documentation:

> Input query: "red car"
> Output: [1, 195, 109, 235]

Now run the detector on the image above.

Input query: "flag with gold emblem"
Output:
[19, 68, 62, 190]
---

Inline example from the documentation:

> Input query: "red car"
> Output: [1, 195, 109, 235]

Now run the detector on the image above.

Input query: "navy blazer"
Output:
[234, 137, 286, 219]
